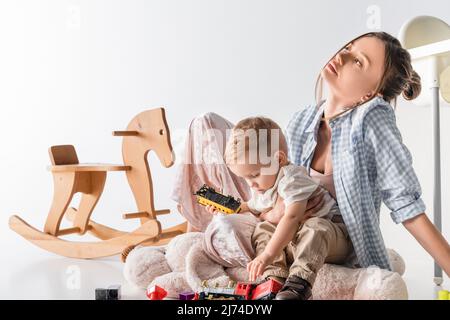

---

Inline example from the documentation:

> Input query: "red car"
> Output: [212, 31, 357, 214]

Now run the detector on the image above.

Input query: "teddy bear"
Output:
[123, 221, 408, 300]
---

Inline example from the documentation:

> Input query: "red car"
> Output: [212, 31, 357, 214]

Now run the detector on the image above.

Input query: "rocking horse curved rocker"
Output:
[9, 108, 187, 259]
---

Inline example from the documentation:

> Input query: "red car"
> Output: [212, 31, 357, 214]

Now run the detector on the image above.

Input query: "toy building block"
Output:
[179, 292, 196, 300]
[95, 288, 108, 300]
[233, 283, 254, 300]
[95, 285, 121, 300]
[147, 285, 167, 300]
[194, 184, 241, 214]
[438, 290, 449, 300]
[9, 108, 187, 259]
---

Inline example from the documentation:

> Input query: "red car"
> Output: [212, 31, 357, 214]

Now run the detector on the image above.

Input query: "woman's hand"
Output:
[259, 196, 285, 224]
[247, 251, 274, 282]
[259, 190, 323, 224]
[304, 188, 326, 220]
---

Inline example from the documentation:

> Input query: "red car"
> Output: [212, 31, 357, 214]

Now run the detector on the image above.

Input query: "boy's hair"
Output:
[224, 116, 288, 166]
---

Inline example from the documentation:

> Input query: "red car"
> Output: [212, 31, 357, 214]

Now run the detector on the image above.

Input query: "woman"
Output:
[171, 32, 450, 281]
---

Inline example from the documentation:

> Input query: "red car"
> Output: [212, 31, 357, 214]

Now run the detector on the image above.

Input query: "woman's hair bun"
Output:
[402, 70, 421, 101]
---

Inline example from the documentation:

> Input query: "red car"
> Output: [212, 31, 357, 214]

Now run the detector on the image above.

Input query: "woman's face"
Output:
[321, 36, 386, 105]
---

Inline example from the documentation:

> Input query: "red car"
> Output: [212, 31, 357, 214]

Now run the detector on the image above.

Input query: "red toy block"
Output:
[234, 283, 255, 300]
[251, 279, 283, 300]
[146, 285, 167, 300]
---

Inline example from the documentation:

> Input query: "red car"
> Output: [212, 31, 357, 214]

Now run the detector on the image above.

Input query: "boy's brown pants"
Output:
[252, 216, 353, 285]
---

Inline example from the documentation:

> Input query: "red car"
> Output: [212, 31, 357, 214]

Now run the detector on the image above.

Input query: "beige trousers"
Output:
[252, 216, 353, 285]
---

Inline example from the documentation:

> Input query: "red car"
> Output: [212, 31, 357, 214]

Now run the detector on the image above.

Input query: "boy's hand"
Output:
[205, 205, 220, 215]
[247, 252, 274, 282]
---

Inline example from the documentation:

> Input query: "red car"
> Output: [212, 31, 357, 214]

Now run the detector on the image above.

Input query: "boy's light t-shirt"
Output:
[246, 163, 339, 219]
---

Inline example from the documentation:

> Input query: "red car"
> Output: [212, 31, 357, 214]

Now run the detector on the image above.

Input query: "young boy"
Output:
[207, 116, 351, 300]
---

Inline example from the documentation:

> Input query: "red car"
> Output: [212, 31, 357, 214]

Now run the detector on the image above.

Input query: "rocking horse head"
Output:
[123, 108, 175, 168]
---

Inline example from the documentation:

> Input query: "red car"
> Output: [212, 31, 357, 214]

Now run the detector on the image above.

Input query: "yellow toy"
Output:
[194, 184, 241, 214]
[438, 290, 449, 300]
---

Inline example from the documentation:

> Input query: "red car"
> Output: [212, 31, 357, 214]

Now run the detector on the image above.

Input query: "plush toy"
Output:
[123, 230, 408, 300]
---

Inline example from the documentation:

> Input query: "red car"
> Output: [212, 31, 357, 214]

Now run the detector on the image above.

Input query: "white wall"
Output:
[1, 0, 449, 291]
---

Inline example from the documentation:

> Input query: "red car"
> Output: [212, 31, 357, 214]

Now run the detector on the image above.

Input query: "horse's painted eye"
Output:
[159, 129, 164, 135]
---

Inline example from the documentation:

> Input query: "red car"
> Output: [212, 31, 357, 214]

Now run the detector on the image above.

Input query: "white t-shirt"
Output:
[246, 163, 339, 219]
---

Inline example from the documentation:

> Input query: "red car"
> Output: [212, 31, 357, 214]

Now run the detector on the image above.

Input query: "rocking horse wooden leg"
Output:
[123, 158, 155, 223]
[9, 215, 161, 259]
[43, 172, 77, 235]
[122, 220, 188, 261]
[65, 207, 126, 240]
[140, 221, 188, 246]
[72, 172, 106, 234]
[66, 207, 186, 245]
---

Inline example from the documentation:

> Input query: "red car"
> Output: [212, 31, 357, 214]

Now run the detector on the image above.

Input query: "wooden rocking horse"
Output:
[9, 108, 187, 259]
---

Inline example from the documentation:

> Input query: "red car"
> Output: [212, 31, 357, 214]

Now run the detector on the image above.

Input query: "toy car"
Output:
[194, 184, 241, 214]
[251, 279, 283, 300]
[197, 279, 282, 300]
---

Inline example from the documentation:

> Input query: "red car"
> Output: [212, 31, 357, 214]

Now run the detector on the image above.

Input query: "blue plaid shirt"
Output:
[285, 97, 426, 270]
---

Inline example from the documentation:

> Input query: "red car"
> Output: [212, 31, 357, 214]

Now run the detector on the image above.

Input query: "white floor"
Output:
[0, 230, 145, 300]
[1, 226, 448, 300]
